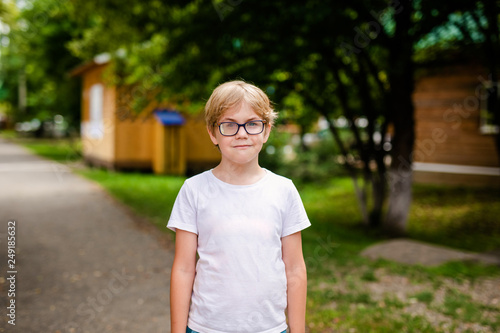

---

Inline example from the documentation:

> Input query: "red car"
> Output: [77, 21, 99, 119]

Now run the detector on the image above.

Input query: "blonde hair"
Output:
[205, 80, 278, 135]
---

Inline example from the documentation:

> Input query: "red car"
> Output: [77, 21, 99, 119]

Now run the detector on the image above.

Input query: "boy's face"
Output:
[207, 101, 271, 167]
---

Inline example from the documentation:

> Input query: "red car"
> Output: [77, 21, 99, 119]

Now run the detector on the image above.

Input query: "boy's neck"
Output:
[211, 161, 266, 185]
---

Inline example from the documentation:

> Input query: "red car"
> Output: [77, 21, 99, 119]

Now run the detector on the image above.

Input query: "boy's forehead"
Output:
[220, 102, 260, 120]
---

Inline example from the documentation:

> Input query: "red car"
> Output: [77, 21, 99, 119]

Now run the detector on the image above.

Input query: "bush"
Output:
[260, 131, 346, 184]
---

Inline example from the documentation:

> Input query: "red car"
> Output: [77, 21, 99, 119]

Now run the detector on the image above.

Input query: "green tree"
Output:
[65, 0, 500, 234]
[0, 0, 81, 127]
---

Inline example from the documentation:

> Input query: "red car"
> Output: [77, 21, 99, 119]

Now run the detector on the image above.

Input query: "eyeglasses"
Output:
[217, 120, 267, 136]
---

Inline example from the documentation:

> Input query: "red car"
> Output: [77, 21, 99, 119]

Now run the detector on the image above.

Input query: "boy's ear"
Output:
[207, 126, 218, 146]
[262, 124, 272, 143]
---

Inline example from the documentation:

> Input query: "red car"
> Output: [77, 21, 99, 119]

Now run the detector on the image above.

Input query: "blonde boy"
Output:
[168, 80, 310, 333]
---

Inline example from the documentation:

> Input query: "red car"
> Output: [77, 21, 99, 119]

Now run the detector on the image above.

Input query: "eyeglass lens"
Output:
[219, 121, 265, 136]
[219, 120, 264, 136]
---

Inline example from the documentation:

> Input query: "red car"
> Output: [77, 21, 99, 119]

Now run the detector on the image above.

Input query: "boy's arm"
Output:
[282, 231, 307, 333]
[170, 229, 198, 333]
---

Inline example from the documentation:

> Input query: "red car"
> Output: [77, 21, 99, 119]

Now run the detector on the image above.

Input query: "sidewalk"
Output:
[0, 138, 173, 333]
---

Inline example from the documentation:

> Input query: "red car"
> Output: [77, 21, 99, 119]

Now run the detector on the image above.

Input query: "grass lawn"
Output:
[297, 180, 500, 332]
[7, 136, 500, 332]
[79, 169, 500, 332]
[78, 168, 185, 229]
[1, 134, 82, 162]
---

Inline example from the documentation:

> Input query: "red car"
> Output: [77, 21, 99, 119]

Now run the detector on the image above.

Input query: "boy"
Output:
[168, 80, 310, 333]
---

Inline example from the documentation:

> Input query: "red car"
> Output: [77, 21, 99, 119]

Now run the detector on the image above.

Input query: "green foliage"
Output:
[259, 129, 291, 173]
[409, 184, 500, 252]
[411, 291, 435, 304]
[261, 130, 347, 185]
[442, 289, 483, 322]
[78, 168, 185, 229]
[361, 270, 378, 282]
[59, 0, 394, 118]
[427, 260, 500, 281]
[0, 129, 17, 139]
[0, 0, 82, 125]
[0, 133, 82, 161]
[22, 138, 81, 162]
[283, 138, 346, 185]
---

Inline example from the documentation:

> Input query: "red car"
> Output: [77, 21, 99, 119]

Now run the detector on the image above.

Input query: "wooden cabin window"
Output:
[88, 83, 104, 139]
[479, 81, 499, 135]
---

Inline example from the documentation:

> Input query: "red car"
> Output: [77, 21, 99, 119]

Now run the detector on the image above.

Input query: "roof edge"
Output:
[68, 53, 111, 77]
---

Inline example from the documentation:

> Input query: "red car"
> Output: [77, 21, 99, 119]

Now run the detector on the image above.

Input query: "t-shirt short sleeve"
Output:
[167, 181, 198, 235]
[281, 180, 311, 238]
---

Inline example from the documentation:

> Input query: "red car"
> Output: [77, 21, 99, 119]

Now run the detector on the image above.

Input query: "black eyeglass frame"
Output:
[216, 120, 267, 137]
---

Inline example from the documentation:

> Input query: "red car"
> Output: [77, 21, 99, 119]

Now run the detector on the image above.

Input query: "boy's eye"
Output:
[225, 123, 237, 128]
[247, 121, 259, 127]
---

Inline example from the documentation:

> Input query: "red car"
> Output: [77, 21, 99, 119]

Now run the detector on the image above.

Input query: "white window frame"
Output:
[82, 83, 105, 139]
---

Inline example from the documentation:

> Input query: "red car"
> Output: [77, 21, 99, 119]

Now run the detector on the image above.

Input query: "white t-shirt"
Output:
[167, 169, 310, 333]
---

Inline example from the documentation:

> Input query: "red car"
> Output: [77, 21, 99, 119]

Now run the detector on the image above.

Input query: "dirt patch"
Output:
[361, 239, 500, 267]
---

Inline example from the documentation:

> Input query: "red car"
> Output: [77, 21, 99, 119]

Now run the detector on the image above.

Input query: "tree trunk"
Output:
[18, 70, 27, 114]
[356, 58, 385, 227]
[385, 166, 413, 235]
[370, 172, 385, 227]
[383, 3, 415, 236]
[482, 0, 500, 162]
[352, 175, 370, 225]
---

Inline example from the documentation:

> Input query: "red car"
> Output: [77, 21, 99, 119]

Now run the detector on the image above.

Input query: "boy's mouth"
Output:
[233, 144, 252, 149]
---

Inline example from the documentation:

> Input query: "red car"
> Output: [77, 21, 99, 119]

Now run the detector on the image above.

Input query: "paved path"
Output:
[0, 138, 173, 333]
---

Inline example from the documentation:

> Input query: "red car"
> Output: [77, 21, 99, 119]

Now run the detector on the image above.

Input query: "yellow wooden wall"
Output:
[114, 115, 155, 169]
[184, 114, 220, 166]
[413, 65, 499, 167]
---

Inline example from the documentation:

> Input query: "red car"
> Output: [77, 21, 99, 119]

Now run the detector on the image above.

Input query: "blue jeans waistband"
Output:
[186, 327, 287, 333]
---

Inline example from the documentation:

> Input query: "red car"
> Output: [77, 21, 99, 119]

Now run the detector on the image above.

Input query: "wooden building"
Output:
[412, 63, 500, 186]
[70, 56, 220, 175]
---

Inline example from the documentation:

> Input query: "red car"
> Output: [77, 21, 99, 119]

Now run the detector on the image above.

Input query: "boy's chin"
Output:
[221, 155, 260, 166]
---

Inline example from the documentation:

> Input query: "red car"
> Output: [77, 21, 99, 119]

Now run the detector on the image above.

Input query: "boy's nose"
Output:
[235, 125, 248, 137]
